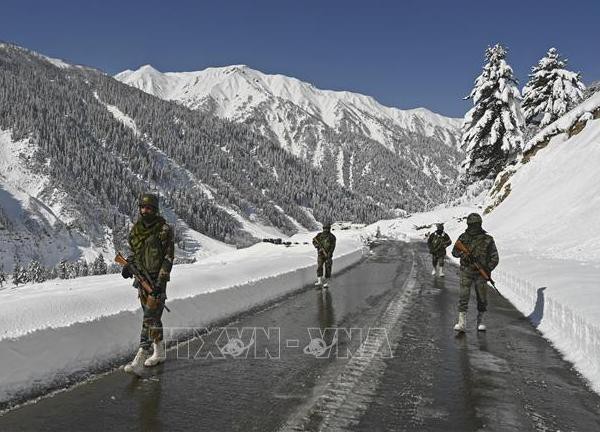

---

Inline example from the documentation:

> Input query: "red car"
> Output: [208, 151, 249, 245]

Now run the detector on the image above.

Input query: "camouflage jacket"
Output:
[128, 216, 175, 282]
[312, 232, 336, 257]
[451, 227, 499, 272]
[427, 231, 452, 257]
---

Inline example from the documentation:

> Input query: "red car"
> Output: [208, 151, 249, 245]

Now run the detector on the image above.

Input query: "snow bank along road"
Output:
[0, 234, 365, 406]
[0, 241, 598, 431]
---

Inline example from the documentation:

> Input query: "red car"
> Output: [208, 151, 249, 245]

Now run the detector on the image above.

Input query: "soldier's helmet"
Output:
[139, 193, 159, 211]
[466, 213, 482, 225]
[436, 223, 444, 231]
[322, 222, 332, 231]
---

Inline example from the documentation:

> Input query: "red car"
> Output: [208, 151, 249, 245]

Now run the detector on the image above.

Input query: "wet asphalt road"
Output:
[1, 240, 599, 431]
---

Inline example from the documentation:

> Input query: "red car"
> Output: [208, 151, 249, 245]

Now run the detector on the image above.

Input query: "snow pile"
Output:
[484, 114, 600, 392]
[0, 231, 366, 404]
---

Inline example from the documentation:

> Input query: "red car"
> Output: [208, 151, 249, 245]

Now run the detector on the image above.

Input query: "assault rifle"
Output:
[454, 240, 502, 297]
[114, 252, 171, 312]
[313, 237, 331, 260]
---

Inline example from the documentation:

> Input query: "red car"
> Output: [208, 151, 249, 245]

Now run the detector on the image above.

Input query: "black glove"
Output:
[121, 265, 133, 279]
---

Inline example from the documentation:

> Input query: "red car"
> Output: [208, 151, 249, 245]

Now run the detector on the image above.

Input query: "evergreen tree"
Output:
[57, 261, 68, 279]
[522, 47, 585, 128]
[461, 44, 524, 182]
[79, 260, 89, 277]
[12, 263, 27, 286]
[92, 254, 108, 275]
[0, 268, 6, 288]
[27, 260, 46, 283]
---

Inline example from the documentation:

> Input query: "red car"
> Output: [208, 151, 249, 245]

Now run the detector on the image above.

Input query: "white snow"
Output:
[94, 92, 139, 136]
[115, 64, 462, 150]
[0, 231, 366, 404]
[0, 130, 115, 269]
[365, 105, 600, 394]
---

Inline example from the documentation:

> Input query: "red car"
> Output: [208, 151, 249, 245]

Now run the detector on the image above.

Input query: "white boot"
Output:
[315, 276, 323, 287]
[124, 348, 149, 373]
[477, 313, 486, 331]
[431, 268, 436, 276]
[144, 341, 166, 367]
[323, 278, 330, 288]
[453, 312, 467, 332]
[439, 266, 445, 277]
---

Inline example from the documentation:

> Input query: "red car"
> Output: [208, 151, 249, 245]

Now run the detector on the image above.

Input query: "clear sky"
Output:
[1, 0, 598, 117]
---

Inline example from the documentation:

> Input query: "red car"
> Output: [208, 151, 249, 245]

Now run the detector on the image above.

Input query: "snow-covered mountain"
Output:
[0, 43, 395, 271]
[115, 64, 463, 194]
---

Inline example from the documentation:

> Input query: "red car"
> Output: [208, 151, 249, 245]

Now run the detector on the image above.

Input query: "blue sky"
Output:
[1, 0, 598, 117]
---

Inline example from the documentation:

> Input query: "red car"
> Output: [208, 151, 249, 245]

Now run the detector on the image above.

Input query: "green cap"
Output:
[466, 213, 482, 225]
[139, 193, 159, 210]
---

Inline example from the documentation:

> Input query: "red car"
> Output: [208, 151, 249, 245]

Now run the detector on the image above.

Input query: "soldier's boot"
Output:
[431, 268, 436, 276]
[438, 266, 445, 277]
[453, 312, 467, 332]
[323, 277, 330, 288]
[315, 276, 323, 286]
[477, 312, 486, 331]
[144, 341, 166, 367]
[124, 348, 149, 373]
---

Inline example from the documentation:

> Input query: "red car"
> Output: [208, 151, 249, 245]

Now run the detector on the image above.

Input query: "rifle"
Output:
[454, 240, 502, 297]
[313, 237, 331, 260]
[114, 251, 171, 312]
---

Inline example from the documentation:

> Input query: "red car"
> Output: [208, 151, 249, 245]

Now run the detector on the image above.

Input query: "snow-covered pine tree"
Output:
[27, 260, 46, 283]
[522, 47, 585, 128]
[92, 254, 108, 275]
[12, 263, 27, 286]
[66, 262, 78, 279]
[57, 261, 67, 279]
[461, 44, 524, 183]
[79, 261, 89, 277]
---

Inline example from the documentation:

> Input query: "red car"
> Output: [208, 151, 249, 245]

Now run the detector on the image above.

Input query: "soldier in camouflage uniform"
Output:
[427, 223, 452, 277]
[451, 213, 499, 332]
[122, 193, 175, 371]
[312, 223, 336, 288]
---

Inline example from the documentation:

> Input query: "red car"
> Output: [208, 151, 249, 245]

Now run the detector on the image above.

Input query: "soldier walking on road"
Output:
[451, 213, 499, 332]
[122, 193, 175, 372]
[312, 223, 336, 288]
[427, 223, 452, 277]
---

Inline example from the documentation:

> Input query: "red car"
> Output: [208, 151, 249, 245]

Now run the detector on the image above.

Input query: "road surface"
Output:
[0, 240, 598, 431]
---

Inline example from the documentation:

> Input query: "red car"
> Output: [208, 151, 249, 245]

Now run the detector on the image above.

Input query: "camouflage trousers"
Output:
[140, 299, 164, 350]
[458, 269, 488, 313]
[431, 254, 446, 268]
[317, 254, 333, 278]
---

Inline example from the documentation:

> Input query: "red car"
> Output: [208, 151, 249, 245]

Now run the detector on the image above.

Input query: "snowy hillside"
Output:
[116, 65, 463, 200]
[0, 42, 397, 272]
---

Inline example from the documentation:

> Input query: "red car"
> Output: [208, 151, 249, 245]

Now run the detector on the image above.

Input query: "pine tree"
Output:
[27, 260, 46, 283]
[57, 261, 68, 279]
[522, 47, 586, 128]
[79, 260, 89, 277]
[461, 44, 524, 182]
[92, 254, 108, 275]
[12, 263, 27, 286]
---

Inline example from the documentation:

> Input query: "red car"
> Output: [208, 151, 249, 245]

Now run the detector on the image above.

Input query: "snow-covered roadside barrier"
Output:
[0, 232, 367, 406]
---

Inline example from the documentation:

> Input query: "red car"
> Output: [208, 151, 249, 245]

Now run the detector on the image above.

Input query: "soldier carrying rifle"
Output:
[427, 223, 452, 277]
[312, 223, 336, 288]
[451, 213, 499, 333]
[119, 193, 174, 372]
